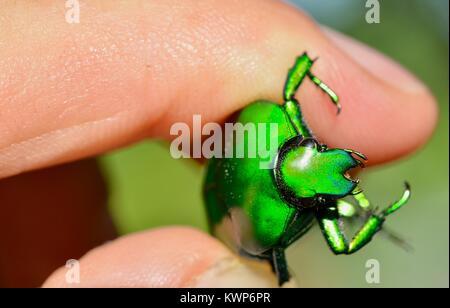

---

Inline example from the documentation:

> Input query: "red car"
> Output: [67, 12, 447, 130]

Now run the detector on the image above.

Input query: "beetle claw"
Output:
[357, 159, 366, 168]
[344, 149, 368, 162]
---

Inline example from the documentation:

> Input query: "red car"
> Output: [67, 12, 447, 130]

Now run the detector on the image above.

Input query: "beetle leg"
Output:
[284, 98, 313, 138]
[283, 53, 313, 102]
[283, 53, 340, 108]
[338, 199, 413, 252]
[283, 53, 341, 137]
[352, 188, 372, 210]
[352, 182, 411, 214]
[269, 247, 290, 286]
[307, 71, 341, 114]
[317, 183, 411, 254]
[316, 205, 384, 254]
[380, 182, 411, 217]
[239, 248, 290, 286]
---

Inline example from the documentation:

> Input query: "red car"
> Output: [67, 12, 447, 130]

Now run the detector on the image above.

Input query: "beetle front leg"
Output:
[316, 206, 384, 254]
[352, 188, 372, 211]
[306, 71, 341, 114]
[283, 53, 341, 138]
[352, 182, 411, 214]
[317, 183, 411, 254]
[283, 53, 340, 109]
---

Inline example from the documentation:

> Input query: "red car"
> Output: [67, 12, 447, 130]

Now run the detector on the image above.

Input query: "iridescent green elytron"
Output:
[204, 53, 411, 286]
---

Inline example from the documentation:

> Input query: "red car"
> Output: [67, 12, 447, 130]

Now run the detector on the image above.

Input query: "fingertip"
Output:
[42, 226, 281, 288]
[43, 226, 230, 287]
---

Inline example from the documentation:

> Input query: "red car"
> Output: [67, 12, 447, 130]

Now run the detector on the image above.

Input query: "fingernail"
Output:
[323, 27, 428, 93]
[191, 255, 297, 288]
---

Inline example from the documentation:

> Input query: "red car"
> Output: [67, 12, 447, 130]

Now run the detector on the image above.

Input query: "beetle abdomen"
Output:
[204, 101, 306, 254]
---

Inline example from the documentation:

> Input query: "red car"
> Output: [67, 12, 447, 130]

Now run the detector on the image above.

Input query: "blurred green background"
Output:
[100, 0, 449, 287]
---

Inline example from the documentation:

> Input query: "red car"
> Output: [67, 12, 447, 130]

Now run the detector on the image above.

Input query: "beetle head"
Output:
[274, 136, 366, 208]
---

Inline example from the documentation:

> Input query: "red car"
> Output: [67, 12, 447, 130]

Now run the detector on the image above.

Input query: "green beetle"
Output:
[204, 53, 411, 286]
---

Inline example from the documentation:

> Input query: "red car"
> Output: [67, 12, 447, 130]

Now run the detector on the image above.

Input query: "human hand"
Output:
[0, 0, 436, 287]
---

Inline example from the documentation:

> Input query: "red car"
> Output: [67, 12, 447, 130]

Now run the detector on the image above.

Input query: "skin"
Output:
[0, 0, 437, 287]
